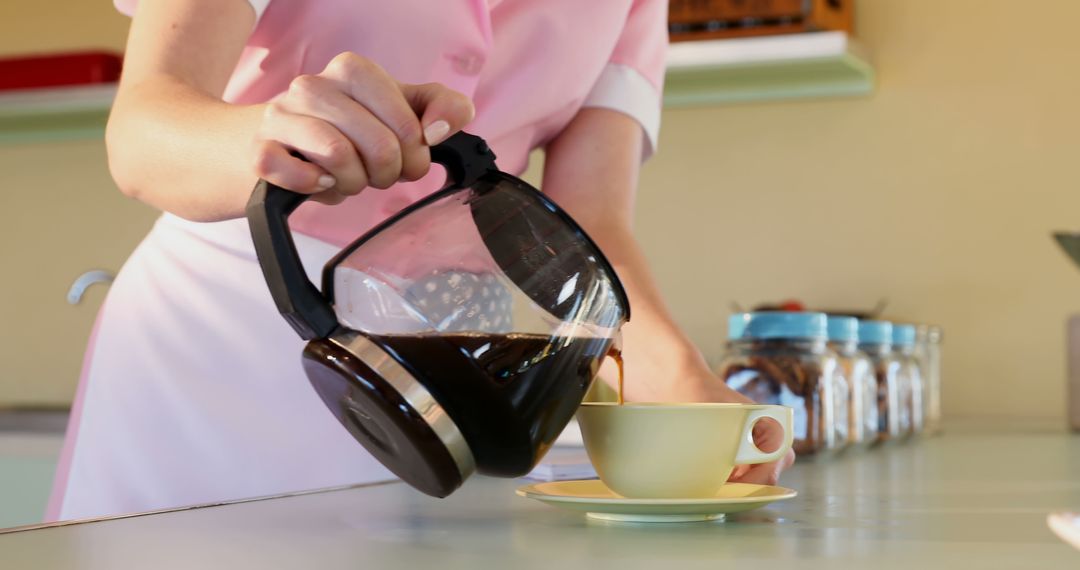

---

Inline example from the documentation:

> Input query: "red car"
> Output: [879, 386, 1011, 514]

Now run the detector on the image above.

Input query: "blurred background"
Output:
[1, 0, 1080, 525]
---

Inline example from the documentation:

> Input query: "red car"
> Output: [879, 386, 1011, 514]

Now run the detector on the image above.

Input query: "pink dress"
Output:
[47, 0, 667, 521]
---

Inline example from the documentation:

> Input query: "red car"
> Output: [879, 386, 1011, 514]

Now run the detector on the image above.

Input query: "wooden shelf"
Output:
[0, 32, 875, 143]
[0, 84, 116, 144]
[663, 31, 875, 107]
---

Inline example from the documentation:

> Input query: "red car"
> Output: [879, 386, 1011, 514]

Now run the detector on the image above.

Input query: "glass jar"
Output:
[858, 320, 903, 444]
[720, 312, 839, 456]
[915, 325, 943, 435]
[893, 324, 924, 438]
[827, 316, 877, 450]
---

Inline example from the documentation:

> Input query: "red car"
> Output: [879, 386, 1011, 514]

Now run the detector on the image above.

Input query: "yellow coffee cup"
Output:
[576, 402, 794, 499]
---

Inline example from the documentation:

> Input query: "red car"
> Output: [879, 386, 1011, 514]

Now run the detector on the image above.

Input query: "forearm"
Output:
[543, 108, 747, 403]
[107, 77, 264, 221]
[105, 0, 262, 221]
[585, 221, 750, 403]
[593, 227, 716, 394]
[573, 213, 694, 364]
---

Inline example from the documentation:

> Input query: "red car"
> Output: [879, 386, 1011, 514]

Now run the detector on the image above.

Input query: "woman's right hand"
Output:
[251, 52, 475, 204]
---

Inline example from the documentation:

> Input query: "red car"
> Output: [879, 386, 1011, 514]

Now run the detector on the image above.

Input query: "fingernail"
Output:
[316, 174, 336, 190]
[423, 120, 450, 145]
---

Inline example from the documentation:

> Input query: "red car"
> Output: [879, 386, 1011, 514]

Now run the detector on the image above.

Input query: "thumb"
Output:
[400, 82, 475, 145]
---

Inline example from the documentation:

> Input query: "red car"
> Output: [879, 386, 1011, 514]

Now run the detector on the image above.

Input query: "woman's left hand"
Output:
[726, 415, 797, 485]
[608, 326, 796, 486]
[542, 107, 796, 486]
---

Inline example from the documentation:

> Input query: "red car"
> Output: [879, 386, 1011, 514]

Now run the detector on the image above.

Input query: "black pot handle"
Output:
[246, 131, 498, 340]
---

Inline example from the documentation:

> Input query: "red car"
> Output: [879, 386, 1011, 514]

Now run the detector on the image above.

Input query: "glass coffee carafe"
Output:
[248, 132, 630, 497]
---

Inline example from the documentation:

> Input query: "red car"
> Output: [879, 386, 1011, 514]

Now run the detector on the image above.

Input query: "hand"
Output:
[727, 417, 797, 486]
[604, 328, 796, 486]
[538, 109, 796, 486]
[693, 363, 797, 486]
[251, 52, 475, 204]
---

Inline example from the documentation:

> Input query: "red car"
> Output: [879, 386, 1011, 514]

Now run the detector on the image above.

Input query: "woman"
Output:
[47, 0, 793, 521]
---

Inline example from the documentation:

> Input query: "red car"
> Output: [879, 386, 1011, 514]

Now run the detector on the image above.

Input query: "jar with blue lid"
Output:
[720, 312, 839, 456]
[858, 320, 903, 443]
[892, 324, 925, 437]
[914, 324, 943, 435]
[827, 316, 877, 449]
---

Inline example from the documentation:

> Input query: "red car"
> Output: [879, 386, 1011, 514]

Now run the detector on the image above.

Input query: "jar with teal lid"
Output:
[892, 324, 924, 437]
[827, 316, 877, 449]
[720, 312, 839, 456]
[823, 317, 850, 450]
[914, 325, 943, 435]
[858, 320, 903, 443]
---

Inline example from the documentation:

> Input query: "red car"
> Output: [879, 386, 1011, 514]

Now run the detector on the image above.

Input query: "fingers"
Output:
[728, 450, 795, 486]
[281, 74, 405, 189]
[728, 464, 769, 485]
[400, 82, 475, 145]
[728, 419, 797, 486]
[729, 465, 751, 480]
[251, 52, 475, 200]
[321, 54, 430, 182]
[730, 463, 779, 486]
[310, 191, 349, 206]
[251, 138, 336, 195]
[256, 101, 367, 195]
[781, 449, 796, 469]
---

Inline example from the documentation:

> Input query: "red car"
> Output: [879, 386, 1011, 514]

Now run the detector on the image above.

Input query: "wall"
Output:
[0, 1, 129, 57]
[0, 1, 156, 405]
[3, 0, 1079, 421]
[629, 0, 1080, 421]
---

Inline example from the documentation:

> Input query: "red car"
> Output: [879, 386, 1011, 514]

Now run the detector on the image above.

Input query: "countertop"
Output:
[2, 426, 1079, 569]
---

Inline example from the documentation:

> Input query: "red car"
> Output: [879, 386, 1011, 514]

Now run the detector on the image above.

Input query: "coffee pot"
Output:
[247, 132, 630, 497]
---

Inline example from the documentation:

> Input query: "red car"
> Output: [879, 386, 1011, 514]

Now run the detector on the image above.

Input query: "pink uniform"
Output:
[48, 0, 667, 521]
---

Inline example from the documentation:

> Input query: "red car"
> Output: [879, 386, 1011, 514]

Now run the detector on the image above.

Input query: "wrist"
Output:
[656, 341, 754, 404]
[638, 334, 720, 402]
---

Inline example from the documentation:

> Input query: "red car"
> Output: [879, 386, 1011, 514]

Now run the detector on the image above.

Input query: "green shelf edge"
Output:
[0, 109, 109, 145]
[663, 53, 876, 107]
[0, 52, 875, 144]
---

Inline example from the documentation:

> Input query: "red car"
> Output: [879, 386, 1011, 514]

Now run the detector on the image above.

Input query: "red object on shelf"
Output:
[778, 300, 806, 312]
[0, 51, 123, 91]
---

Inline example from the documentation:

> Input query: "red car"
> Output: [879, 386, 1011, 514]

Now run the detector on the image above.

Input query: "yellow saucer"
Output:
[516, 479, 796, 523]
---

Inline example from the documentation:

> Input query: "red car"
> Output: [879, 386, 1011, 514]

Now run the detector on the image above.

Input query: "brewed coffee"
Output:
[367, 332, 614, 476]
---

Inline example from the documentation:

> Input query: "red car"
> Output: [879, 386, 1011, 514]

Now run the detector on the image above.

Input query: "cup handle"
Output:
[734, 406, 795, 465]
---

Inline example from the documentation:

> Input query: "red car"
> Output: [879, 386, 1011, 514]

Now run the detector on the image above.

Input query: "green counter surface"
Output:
[2, 424, 1078, 568]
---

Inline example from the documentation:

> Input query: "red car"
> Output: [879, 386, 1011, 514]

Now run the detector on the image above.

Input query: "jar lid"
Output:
[826, 316, 859, 343]
[729, 312, 827, 340]
[728, 314, 747, 339]
[892, 324, 917, 346]
[917, 323, 944, 343]
[858, 320, 893, 345]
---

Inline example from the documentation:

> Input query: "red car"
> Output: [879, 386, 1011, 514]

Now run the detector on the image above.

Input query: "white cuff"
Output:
[115, 0, 270, 22]
[247, 0, 271, 21]
[582, 63, 663, 159]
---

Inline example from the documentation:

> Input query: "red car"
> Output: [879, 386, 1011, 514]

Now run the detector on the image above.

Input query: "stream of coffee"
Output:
[612, 349, 625, 405]
[608, 331, 625, 405]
